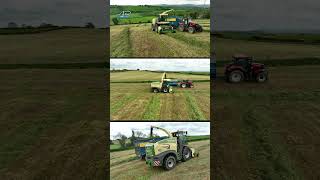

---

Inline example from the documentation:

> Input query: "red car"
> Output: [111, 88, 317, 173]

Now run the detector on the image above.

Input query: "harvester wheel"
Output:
[151, 24, 155, 31]
[163, 155, 176, 170]
[256, 72, 268, 83]
[182, 147, 192, 162]
[188, 27, 195, 33]
[181, 84, 187, 88]
[163, 88, 168, 93]
[229, 70, 244, 83]
[153, 88, 159, 93]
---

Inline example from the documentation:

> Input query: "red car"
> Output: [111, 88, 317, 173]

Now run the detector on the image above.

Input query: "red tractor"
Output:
[179, 80, 194, 88]
[225, 55, 268, 83]
[178, 18, 203, 33]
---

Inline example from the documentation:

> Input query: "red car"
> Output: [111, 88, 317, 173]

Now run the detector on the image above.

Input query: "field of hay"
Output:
[214, 37, 320, 61]
[0, 28, 106, 64]
[213, 37, 320, 180]
[0, 28, 107, 179]
[110, 71, 210, 120]
[110, 140, 210, 180]
[110, 21, 210, 58]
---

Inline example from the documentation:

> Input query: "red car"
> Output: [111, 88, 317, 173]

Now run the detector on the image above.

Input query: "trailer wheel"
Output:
[256, 72, 268, 83]
[163, 155, 176, 170]
[182, 147, 192, 162]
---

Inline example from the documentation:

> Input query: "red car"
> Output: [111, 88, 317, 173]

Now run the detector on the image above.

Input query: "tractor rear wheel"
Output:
[229, 70, 244, 83]
[163, 155, 176, 170]
[188, 27, 195, 33]
[182, 147, 192, 162]
[256, 72, 268, 83]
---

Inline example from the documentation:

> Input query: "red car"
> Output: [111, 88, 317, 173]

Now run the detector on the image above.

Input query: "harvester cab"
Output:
[225, 54, 268, 83]
[145, 126, 199, 170]
[150, 72, 173, 93]
[151, 9, 176, 34]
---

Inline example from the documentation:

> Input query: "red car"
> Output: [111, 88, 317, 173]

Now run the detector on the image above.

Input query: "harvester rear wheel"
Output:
[163, 155, 176, 170]
[181, 84, 187, 88]
[182, 147, 192, 162]
[153, 88, 159, 93]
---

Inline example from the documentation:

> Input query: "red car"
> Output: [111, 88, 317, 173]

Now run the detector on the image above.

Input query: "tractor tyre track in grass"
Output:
[159, 92, 189, 120]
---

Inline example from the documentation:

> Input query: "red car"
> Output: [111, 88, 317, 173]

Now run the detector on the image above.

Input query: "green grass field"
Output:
[213, 31, 320, 179]
[110, 71, 210, 120]
[110, 5, 210, 26]
[0, 28, 107, 179]
[111, 22, 210, 58]
[215, 37, 320, 61]
[0, 28, 106, 64]
[110, 140, 210, 180]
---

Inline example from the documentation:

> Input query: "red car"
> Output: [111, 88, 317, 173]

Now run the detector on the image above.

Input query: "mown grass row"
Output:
[184, 91, 206, 120]
[242, 105, 301, 179]
[110, 27, 132, 57]
[142, 95, 161, 120]
[111, 94, 137, 114]
[165, 32, 210, 51]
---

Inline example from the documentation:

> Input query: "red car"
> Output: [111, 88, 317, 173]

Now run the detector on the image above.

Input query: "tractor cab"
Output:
[178, 18, 203, 33]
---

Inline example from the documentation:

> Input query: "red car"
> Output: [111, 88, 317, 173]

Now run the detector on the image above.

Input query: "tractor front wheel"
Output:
[229, 70, 244, 83]
[256, 72, 268, 83]
[182, 147, 192, 162]
[188, 27, 195, 33]
[163, 155, 176, 170]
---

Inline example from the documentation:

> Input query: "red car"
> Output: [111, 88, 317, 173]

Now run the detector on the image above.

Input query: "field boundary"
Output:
[110, 80, 210, 83]
[215, 57, 320, 67]
[0, 62, 107, 69]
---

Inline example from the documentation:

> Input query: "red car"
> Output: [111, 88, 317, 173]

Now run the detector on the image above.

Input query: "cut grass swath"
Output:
[111, 94, 136, 114]
[184, 91, 206, 120]
[166, 32, 210, 50]
[111, 27, 132, 57]
[142, 95, 160, 120]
